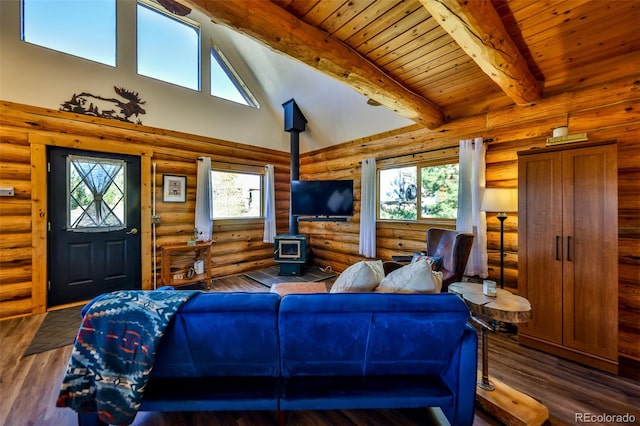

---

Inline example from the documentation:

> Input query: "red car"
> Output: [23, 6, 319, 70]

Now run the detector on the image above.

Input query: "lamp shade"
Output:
[481, 188, 518, 213]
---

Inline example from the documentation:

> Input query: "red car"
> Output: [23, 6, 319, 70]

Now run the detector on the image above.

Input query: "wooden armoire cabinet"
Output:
[517, 140, 618, 373]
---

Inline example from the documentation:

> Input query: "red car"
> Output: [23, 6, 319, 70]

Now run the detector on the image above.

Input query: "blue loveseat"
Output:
[76, 291, 477, 426]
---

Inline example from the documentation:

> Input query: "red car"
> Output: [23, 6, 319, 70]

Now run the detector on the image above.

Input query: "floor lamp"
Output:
[481, 188, 518, 289]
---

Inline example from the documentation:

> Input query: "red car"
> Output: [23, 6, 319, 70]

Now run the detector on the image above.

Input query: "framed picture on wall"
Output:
[163, 175, 187, 203]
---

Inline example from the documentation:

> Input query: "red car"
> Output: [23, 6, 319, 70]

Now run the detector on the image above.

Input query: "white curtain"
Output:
[456, 137, 488, 278]
[195, 157, 213, 241]
[359, 157, 377, 258]
[263, 164, 276, 243]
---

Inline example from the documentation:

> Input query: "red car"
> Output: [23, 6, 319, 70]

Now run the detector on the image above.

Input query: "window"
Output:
[420, 163, 459, 218]
[137, 1, 200, 90]
[210, 41, 259, 107]
[379, 166, 417, 220]
[379, 160, 459, 221]
[211, 170, 262, 219]
[21, 0, 116, 66]
[68, 155, 126, 230]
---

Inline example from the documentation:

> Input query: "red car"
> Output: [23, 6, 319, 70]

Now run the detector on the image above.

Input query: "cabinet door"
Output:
[562, 145, 618, 359]
[518, 152, 564, 344]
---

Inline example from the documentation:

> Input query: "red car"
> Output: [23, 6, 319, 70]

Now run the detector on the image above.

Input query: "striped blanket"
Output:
[56, 289, 200, 425]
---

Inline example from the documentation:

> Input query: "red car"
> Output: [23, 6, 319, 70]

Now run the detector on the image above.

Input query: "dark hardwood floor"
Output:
[1, 274, 638, 425]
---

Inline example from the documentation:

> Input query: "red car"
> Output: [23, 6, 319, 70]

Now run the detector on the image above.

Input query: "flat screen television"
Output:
[291, 180, 354, 217]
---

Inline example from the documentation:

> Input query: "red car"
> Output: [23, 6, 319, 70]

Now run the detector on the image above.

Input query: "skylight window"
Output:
[21, 0, 116, 66]
[210, 42, 259, 108]
[137, 1, 200, 90]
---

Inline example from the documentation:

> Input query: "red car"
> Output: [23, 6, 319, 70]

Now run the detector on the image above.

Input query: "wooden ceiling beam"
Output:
[183, 0, 446, 129]
[419, 0, 542, 105]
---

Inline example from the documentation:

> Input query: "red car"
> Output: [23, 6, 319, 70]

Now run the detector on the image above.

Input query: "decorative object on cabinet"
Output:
[162, 175, 187, 203]
[518, 140, 618, 373]
[160, 241, 212, 289]
[546, 126, 588, 146]
[481, 188, 518, 289]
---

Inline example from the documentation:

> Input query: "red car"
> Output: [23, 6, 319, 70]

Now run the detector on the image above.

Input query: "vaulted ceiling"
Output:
[183, 0, 639, 131]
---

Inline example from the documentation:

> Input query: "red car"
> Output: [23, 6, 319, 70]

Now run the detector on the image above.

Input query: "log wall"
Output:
[299, 76, 640, 363]
[0, 75, 638, 363]
[0, 101, 290, 318]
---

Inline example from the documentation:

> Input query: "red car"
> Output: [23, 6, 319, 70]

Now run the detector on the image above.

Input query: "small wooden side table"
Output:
[448, 282, 549, 426]
[160, 241, 213, 289]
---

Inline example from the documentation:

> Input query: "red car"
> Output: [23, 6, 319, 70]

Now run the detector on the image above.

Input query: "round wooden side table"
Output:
[449, 282, 549, 426]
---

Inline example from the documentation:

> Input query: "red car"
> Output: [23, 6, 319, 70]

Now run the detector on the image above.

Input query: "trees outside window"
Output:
[379, 161, 458, 221]
[211, 170, 262, 219]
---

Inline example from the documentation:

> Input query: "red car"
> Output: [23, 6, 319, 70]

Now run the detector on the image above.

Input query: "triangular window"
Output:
[210, 41, 259, 108]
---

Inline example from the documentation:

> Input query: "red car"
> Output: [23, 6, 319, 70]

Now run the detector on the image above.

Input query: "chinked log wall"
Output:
[0, 76, 638, 362]
[299, 76, 640, 363]
[0, 102, 291, 318]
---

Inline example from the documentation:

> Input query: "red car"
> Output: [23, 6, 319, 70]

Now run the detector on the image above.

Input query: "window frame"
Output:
[210, 163, 264, 222]
[377, 150, 459, 226]
[209, 40, 259, 108]
[136, 0, 201, 91]
[21, 0, 117, 67]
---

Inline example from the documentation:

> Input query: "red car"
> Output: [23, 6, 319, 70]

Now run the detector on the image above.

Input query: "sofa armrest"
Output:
[441, 323, 478, 426]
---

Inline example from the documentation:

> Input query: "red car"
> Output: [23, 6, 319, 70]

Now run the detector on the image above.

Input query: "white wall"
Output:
[0, 0, 414, 153]
[0, 0, 291, 152]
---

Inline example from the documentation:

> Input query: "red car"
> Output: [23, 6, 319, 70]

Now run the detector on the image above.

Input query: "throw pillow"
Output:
[330, 260, 385, 293]
[411, 253, 443, 271]
[375, 259, 443, 293]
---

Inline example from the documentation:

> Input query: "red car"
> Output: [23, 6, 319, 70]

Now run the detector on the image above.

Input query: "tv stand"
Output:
[297, 216, 348, 222]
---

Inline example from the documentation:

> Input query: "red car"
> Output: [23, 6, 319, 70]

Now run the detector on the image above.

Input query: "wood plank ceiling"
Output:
[183, 0, 640, 128]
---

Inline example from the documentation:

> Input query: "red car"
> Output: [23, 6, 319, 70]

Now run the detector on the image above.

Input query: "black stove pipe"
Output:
[282, 99, 307, 235]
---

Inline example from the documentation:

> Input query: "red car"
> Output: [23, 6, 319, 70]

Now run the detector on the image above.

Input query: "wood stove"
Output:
[274, 234, 310, 276]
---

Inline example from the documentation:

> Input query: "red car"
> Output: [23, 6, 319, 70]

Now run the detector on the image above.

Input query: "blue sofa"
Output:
[76, 291, 477, 426]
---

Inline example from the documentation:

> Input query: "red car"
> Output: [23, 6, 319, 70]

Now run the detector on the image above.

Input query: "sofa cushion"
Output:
[375, 259, 443, 293]
[278, 293, 470, 377]
[152, 292, 281, 378]
[329, 260, 385, 293]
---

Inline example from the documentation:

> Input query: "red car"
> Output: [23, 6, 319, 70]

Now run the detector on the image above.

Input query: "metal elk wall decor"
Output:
[60, 86, 146, 124]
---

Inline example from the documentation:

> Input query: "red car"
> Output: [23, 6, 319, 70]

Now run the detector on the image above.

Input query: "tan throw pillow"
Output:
[330, 260, 385, 293]
[375, 259, 443, 293]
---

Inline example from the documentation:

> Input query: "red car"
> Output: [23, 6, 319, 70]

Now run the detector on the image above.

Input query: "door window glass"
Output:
[67, 155, 126, 230]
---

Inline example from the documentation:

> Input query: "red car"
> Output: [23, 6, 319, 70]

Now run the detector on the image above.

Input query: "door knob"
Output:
[126, 227, 139, 235]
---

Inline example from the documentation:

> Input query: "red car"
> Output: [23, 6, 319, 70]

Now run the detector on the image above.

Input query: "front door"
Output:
[48, 147, 141, 307]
